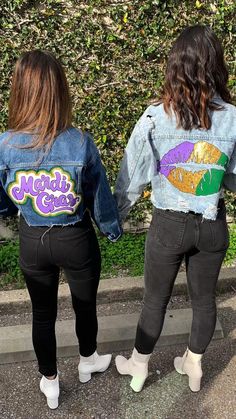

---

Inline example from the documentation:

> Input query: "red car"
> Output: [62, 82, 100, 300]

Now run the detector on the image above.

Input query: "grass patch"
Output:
[1, 224, 236, 290]
[98, 233, 146, 278]
[0, 239, 24, 289]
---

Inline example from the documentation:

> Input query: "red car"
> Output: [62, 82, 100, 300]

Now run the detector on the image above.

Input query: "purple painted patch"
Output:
[8, 168, 81, 217]
[160, 142, 194, 176]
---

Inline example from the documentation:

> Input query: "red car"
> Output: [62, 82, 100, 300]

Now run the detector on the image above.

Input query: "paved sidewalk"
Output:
[0, 293, 235, 419]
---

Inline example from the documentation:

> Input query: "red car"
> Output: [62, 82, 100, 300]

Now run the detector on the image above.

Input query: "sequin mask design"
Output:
[159, 141, 228, 195]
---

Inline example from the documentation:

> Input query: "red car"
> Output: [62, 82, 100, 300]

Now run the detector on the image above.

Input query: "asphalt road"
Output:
[0, 293, 235, 419]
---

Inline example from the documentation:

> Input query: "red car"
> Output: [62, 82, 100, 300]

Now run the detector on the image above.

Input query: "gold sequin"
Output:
[187, 141, 221, 164]
[168, 168, 207, 194]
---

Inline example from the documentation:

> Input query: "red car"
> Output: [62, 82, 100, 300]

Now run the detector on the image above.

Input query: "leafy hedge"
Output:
[0, 0, 235, 220]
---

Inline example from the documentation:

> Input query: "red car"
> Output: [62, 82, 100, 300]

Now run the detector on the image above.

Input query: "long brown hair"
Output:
[162, 25, 231, 130]
[8, 50, 72, 149]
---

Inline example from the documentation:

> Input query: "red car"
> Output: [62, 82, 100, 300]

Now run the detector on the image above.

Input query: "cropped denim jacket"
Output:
[0, 128, 122, 241]
[115, 97, 236, 221]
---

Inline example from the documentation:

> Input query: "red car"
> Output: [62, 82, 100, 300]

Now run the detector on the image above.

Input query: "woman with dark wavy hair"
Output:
[114, 25, 236, 392]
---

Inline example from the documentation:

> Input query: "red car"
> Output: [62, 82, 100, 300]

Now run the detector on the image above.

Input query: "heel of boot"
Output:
[79, 372, 92, 383]
[47, 398, 58, 409]
[130, 375, 147, 392]
[189, 376, 201, 392]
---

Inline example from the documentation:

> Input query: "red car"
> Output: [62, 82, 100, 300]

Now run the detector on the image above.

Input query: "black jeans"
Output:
[19, 213, 101, 376]
[135, 200, 229, 355]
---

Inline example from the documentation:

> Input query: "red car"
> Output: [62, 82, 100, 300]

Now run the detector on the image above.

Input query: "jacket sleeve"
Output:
[0, 184, 18, 217]
[0, 154, 18, 217]
[114, 111, 156, 223]
[83, 136, 122, 242]
[223, 144, 236, 192]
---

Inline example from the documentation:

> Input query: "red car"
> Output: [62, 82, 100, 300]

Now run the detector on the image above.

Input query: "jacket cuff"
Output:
[107, 231, 123, 242]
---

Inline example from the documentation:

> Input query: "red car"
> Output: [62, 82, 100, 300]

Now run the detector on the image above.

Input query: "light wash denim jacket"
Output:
[0, 127, 122, 241]
[115, 97, 236, 221]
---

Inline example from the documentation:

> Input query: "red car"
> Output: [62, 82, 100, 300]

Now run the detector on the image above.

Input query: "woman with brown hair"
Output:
[114, 25, 236, 392]
[0, 50, 122, 409]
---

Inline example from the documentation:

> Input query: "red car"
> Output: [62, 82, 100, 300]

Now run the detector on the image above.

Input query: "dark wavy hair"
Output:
[162, 25, 231, 130]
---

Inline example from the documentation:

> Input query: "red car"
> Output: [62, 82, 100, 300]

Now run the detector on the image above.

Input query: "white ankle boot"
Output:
[78, 350, 112, 383]
[174, 348, 203, 392]
[115, 348, 151, 392]
[39, 374, 59, 409]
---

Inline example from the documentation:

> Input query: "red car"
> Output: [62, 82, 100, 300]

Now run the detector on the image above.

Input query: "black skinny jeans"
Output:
[135, 200, 229, 355]
[19, 213, 101, 376]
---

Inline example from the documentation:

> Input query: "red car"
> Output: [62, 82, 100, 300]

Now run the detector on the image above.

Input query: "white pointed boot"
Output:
[78, 350, 112, 383]
[115, 348, 151, 392]
[39, 374, 59, 409]
[174, 348, 203, 392]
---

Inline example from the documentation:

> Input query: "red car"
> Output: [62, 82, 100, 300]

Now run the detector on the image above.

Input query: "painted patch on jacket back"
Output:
[8, 167, 81, 216]
[159, 141, 228, 195]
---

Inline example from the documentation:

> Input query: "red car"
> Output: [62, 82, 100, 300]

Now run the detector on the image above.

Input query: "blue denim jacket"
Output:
[0, 128, 122, 241]
[115, 98, 236, 221]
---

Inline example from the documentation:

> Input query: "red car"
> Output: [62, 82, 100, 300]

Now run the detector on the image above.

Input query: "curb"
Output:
[0, 308, 223, 364]
[0, 267, 235, 314]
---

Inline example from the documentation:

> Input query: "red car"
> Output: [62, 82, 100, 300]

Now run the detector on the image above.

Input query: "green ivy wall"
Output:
[0, 0, 235, 220]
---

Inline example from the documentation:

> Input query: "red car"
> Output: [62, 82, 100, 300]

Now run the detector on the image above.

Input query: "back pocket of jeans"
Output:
[155, 212, 186, 249]
[209, 220, 229, 251]
[19, 235, 39, 268]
